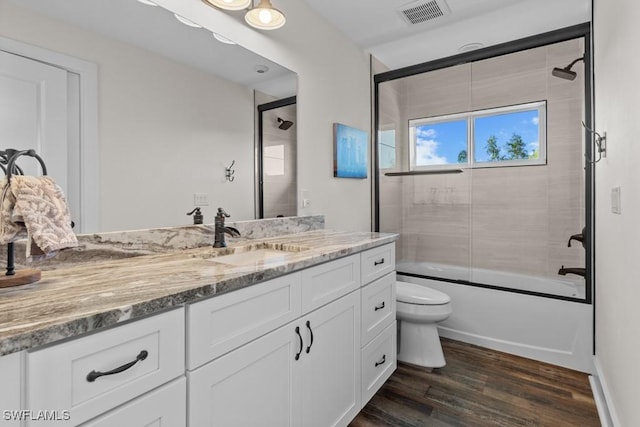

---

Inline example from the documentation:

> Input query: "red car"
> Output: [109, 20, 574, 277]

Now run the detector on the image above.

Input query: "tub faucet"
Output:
[213, 208, 241, 248]
[558, 266, 586, 278]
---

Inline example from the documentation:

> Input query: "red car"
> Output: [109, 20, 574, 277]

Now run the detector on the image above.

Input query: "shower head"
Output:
[277, 117, 294, 130]
[551, 56, 584, 81]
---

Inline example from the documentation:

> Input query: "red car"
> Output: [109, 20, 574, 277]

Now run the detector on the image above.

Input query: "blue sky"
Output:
[415, 109, 540, 165]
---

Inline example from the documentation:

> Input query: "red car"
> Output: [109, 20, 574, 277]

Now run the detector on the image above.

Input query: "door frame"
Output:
[256, 96, 296, 219]
[0, 36, 99, 232]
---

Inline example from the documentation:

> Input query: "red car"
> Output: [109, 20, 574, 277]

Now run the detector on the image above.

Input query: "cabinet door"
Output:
[301, 291, 361, 427]
[0, 352, 22, 427]
[188, 322, 303, 427]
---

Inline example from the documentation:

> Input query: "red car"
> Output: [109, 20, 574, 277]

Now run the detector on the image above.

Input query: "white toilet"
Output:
[396, 281, 453, 368]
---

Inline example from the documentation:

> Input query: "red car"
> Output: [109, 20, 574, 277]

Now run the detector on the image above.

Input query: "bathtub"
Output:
[396, 262, 593, 373]
[397, 261, 586, 299]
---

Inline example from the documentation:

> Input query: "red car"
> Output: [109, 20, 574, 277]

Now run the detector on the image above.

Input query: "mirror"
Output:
[0, 0, 297, 232]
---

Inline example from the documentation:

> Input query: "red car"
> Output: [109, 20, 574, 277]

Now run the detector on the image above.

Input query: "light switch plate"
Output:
[611, 186, 621, 214]
[194, 193, 209, 206]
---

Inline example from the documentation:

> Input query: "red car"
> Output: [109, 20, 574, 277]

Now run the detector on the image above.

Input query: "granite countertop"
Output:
[0, 230, 397, 356]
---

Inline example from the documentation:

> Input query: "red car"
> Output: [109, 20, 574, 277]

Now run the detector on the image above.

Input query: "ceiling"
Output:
[12, 0, 591, 89]
[12, 0, 296, 96]
[300, 0, 591, 70]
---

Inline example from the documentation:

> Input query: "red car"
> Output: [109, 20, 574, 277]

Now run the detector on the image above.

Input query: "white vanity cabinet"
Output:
[359, 244, 397, 407]
[188, 253, 364, 427]
[24, 308, 186, 426]
[2, 240, 396, 427]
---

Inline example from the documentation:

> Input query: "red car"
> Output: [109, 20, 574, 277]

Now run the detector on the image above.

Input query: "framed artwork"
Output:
[333, 123, 368, 179]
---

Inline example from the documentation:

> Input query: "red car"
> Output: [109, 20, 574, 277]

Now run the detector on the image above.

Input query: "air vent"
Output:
[398, 0, 450, 25]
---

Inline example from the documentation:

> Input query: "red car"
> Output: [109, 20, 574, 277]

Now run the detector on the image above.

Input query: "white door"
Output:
[0, 50, 71, 212]
[188, 322, 304, 427]
[301, 291, 361, 427]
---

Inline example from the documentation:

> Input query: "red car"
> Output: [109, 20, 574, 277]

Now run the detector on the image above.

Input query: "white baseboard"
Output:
[591, 355, 619, 427]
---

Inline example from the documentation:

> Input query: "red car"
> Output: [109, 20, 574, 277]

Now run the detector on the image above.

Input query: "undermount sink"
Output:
[209, 245, 307, 266]
[210, 249, 289, 266]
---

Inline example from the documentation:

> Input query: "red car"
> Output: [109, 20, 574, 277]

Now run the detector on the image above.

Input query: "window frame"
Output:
[409, 101, 547, 171]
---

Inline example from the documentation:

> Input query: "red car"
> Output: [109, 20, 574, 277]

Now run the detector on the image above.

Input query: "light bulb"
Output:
[259, 9, 272, 24]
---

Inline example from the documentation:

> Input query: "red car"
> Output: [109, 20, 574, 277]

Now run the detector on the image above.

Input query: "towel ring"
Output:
[6, 149, 47, 181]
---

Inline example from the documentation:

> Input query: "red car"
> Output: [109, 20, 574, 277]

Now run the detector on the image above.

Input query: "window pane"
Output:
[379, 129, 396, 169]
[413, 119, 467, 166]
[474, 109, 540, 163]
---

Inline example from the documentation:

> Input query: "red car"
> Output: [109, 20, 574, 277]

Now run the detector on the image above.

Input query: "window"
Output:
[263, 145, 285, 176]
[409, 101, 546, 170]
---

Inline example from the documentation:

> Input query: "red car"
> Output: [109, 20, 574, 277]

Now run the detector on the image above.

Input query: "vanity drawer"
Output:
[361, 244, 395, 285]
[81, 377, 186, 427]
[26, 308, 185, 426]
[188, 272, 302, 370]
[361, 272, 396, 346]
[301, 254, 360, 313]
[361, 321, 397, 406]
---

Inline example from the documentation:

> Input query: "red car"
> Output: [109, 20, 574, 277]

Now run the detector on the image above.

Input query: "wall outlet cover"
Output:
[194, 193, 209, 206]
[611, 186, 621, 214]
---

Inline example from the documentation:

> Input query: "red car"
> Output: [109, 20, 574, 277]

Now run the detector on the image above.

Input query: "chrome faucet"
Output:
[213, 207, 241, 248]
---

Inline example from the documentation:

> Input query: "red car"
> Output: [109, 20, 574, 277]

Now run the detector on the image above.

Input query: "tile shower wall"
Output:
[378, 38, 585, 280]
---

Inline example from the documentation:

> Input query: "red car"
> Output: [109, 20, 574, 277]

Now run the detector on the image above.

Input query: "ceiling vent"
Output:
[398, 0, 450, 25]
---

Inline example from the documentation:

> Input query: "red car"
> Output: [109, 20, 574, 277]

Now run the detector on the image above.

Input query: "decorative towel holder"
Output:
[0, 148, 47, 288]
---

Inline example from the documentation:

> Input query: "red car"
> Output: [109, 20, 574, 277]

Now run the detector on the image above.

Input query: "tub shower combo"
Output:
[375, 31, 593, 372]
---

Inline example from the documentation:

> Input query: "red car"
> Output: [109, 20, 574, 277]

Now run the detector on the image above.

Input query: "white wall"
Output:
[0, 0, 255, 231]
[593, 0, 640, 425]
[159, 0, 372, 232]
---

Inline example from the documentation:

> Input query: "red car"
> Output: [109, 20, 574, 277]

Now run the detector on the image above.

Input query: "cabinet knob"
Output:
[374, 302, 385, 311]
[375, 354, 386, 367]
[374, 258, 385, 266]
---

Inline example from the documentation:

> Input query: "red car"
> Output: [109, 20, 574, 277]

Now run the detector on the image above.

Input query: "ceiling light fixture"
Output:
[174, 13, 202, 28]
[245, 0, 286, 30]
[202, 0, 251, 11]
[213, 33, 237, 45]
[136, 0, 158, 6]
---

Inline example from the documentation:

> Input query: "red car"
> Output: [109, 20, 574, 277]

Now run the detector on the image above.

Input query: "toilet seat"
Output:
[397, 281, 451, 305]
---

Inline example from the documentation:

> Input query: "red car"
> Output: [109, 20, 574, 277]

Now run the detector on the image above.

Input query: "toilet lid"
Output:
[396, 281, 451, 305]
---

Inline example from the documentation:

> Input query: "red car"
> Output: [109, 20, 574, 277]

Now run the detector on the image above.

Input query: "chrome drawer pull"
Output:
[295, 326, 303, 361]
[375, 354, 386, 367]
[374, 302, 385, 311]
[374, 258, 385, 266]
[86, 350, 148, 382]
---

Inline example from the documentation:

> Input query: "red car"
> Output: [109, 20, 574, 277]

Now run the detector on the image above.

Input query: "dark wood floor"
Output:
[351, 338, 600, 427]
